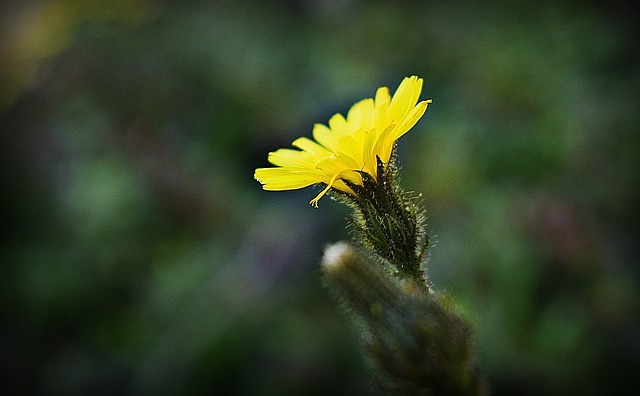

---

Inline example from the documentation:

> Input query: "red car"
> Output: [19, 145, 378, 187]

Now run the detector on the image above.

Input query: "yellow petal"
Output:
[254, 168, 322, 190]
[328, 113, 351, 137]
[335, 133, 365, 169]
[292, 137, 330, 157]
[268, 148, 315, 168]
[374, 123, 398, 166]
[388, 76, 422, 123]
[374, 86, 391, 126]
[389, 99, 430, 142]
[312, 123, 339, 151]
[347, 98, 375, 131]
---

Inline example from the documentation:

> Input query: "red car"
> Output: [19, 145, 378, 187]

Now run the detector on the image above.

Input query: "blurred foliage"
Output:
[1, 0, 638, 395]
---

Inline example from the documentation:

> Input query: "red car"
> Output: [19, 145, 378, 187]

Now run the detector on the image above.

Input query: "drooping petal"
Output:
[308, 169, 361, 207]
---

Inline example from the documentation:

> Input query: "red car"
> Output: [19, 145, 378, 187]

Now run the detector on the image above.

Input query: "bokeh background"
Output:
[1, 0, 638, 395]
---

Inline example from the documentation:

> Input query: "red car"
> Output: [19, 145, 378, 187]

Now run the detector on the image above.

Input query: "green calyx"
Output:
[339, 154, 429, 285]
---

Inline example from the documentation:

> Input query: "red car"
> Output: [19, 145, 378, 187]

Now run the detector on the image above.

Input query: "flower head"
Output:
[254, 75, 431, 207]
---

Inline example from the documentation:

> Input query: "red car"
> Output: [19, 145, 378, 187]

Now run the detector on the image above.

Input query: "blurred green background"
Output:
[1, 0, 638, 395]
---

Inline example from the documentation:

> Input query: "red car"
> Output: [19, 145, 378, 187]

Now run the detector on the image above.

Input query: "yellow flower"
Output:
[254, 75, 431, 207]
